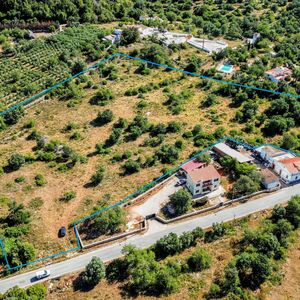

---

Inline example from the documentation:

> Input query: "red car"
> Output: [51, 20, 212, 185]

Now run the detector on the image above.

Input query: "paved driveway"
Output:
[131, 176, 181, 216]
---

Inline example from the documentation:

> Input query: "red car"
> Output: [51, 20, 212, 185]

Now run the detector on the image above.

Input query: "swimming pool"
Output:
[219, 64, 233, 73]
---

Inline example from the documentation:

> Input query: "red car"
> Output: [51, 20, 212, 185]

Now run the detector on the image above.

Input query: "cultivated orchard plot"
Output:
[0, 26, 110, 111]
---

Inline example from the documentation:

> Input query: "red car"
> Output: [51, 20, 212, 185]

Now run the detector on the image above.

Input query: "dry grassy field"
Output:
[0, 46, 297, 264]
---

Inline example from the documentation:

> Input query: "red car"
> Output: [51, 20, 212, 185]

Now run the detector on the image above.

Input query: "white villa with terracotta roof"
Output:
[186, 164, 221, 196]
[274, 157, 300, 184]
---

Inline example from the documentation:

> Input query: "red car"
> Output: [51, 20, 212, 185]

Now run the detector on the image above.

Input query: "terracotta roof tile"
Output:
[188, 165, 220, 183]
[279, 157, 300, 174]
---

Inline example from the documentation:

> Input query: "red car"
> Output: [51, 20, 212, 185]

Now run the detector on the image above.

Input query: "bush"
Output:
[122, 159, 140, 175]
[285, 195, 300, 228]
[60, 191, 76, 202]
[6, 201, 31, 226]
[23, 119, 36, 129]
[91, 88, 114, 106]
[4, 107, 25, 125]
[167, 121, 182, 133]
[95, 109, 114, 126]
[89, 206, 125, 236]
[15, 176, 25, 183]
[8, 153, 26, 170]
[34, 174, 46, 186]
[187, 248, 212, 271]
[28, 197, 44, 209]
[156, 144, 179, 164]
[90, 166, 105, 185]
[204, 222, 228, 242]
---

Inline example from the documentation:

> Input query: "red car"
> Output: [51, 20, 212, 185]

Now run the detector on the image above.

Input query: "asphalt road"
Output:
[0, 184, 299, 293]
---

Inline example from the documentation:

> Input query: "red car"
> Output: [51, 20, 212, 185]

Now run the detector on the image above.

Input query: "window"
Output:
[196, 183, 201, 187]
[213, 178, 219, 182]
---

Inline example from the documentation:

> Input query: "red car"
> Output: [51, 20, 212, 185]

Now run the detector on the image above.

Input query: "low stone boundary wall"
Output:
[77, 219, 147, 250]
[155, 187, 280, 224]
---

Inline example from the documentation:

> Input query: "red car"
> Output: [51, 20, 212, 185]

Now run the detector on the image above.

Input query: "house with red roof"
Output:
[274, 157, 300, 183]
[265, 66, 292, 83]
[186, 164, 221, 196]
[180, 159, 206, 176]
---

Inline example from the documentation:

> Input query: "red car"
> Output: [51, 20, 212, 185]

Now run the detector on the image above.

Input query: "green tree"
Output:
[184, 55, 202, 73]
[91, 88, 114, 106]
[4, 107, 25, 125]
[196, 153, 211, 164]
[169, 188, 192, 216]
[95, 109, 114, 126]
[8, 153, 26, 171]
[285, 195, 300, 228]
[71, 60, 87, 75]
[156, 144, 179, 164]
[272, 219, 293, 247]
[120, 27, 140, 45]
[80, 257, 106, 287]
[153, 232, 183, 258]
[90, 166, 105, 185]
[187, 248, 212, 271]
[281, 132, 299, 150]
[231, 175, 260, 198]
[235, 253, 271, 289]
[8, 240, 36, 267]
[91, 206, 125, 236]
[6, 201, 31, 226]
[122, 159, 140, 175]
[26, 284, 47, 299]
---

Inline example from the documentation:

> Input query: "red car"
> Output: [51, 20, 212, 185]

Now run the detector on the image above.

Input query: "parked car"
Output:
[58, 226, 66, 237]
[175, 179, 186, 187]
[36, 269, 50, 280]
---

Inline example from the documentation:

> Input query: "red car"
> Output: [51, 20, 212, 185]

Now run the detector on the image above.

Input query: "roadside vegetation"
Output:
[43, 195, 300, 299]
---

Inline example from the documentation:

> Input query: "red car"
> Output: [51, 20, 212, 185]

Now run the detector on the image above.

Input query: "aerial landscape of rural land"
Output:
[0, 0, 300, 299]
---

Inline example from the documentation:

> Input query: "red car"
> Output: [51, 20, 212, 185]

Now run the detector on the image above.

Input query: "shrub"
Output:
[28, 197, 44, 209]
[122, 159, 140, 175]
[70, 131, 81, 140]
[156, 144, 179, 164]
[4, 107, 25, 125]
[60, 191, 76, 202]
[167, 121, 182, 133]
[34, 174, 46, 186]
[23, 119, 36, 129]
[8, 153, 26, 170]
[15, 176, 25, 183]
[91, 88, 114, 105]
[95, 109, 114, 126]
[90, 166, 105, 185]
[187, 248, 212, 271]
[105, 127, 122, 146]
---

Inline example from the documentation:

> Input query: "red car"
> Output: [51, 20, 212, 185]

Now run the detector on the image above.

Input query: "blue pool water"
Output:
[219, 64, 233, 73]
